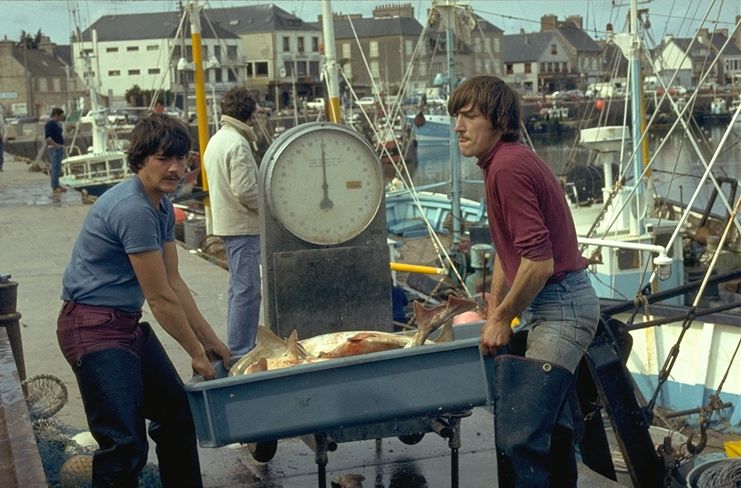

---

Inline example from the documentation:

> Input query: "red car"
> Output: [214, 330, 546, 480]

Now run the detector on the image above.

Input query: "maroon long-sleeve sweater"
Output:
[478, 140, 588, 286]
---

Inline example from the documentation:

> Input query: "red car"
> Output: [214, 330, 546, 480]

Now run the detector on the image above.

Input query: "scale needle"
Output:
[319, 139, 334, 210]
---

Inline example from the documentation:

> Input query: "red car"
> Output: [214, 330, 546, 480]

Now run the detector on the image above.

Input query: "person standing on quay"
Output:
[44, 107, 66, 192]
[449, 75, 599, 487]
[0, 109, 6, 172]
[57, 113, 230, 486]
[203, 86, 261, 357]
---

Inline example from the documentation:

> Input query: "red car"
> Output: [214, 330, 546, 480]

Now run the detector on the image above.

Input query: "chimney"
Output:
[0, 39, 14, 57]
[37, 35, 54, 55]
[373, 3, 414, 19]
[565, 15, 583, 29]
[697, 28, 710, 44]
[541, 14, 557, 32]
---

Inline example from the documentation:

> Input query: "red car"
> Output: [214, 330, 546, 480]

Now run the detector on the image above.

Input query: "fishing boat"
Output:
[392, 0, 741, 448]
[58, 28, 129, 197]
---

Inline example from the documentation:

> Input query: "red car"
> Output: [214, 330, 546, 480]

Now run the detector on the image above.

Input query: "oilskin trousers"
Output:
[493, 354, 577, 488]
[65, 320, 202, 487]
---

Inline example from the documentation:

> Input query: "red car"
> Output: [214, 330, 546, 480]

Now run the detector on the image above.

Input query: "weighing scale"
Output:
[259, 122, 393, 338]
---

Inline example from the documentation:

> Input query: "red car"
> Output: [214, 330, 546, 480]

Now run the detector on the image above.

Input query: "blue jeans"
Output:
[521, 269, 599, 373]
[49, 146, 64, 189]
[222, 234, 261, 356]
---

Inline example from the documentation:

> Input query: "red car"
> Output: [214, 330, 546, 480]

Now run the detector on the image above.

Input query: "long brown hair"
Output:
[448, 75, 521, 142]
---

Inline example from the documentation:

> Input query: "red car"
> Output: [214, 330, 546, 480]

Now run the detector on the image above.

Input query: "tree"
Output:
[17, 29, 45, 49]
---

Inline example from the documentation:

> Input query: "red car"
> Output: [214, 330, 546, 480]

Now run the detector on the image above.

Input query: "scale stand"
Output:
[301, 410, 473, 488]
[259, 122, 393, 338]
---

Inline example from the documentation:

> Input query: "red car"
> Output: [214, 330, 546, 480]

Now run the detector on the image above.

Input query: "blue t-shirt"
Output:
[44, 119, 64, 145]
[61, 176, 175, 312]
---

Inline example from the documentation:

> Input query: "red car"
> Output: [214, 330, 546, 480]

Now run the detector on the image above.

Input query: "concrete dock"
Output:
[0, 154, 630, 487]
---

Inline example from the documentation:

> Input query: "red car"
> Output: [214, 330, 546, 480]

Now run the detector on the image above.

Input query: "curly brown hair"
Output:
[126, 113, 192, 173]
[448, 76, 521, 142]
[220, 86, 257, 122]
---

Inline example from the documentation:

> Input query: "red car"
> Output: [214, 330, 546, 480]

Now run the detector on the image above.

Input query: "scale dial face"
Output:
[265, 124, 384, 246]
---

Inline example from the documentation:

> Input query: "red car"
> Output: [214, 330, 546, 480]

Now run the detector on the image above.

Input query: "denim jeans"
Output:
[222, 234, 261, 356]
[57, 304, 203, 487]
[49, 146, 64, 188]
[521, 269, 599, 373]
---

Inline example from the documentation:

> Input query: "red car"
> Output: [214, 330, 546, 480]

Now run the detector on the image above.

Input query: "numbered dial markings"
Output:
[267, 128, 383, 245]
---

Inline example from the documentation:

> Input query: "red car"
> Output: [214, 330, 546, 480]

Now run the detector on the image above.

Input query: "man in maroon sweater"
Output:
[449, 76, 599, 487]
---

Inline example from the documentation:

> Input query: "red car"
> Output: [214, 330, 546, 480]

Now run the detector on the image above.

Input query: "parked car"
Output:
[306, 98, 326, 110]
[354, 96, 376, 108]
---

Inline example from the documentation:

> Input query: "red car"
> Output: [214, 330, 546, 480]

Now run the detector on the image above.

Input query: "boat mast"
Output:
[627, 0, 646, 235]
[433, 0, 463, 249]
[187, 0, 210, 162]
[321, 0, 342, 123]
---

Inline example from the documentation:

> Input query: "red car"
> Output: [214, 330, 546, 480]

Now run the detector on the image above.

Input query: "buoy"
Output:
[59, 454, 93, 488]
[595, 98, 605, 111]
[174, 207, 187, 224]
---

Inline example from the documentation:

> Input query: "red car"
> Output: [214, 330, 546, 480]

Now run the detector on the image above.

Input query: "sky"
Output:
[0, 0, 738, 46]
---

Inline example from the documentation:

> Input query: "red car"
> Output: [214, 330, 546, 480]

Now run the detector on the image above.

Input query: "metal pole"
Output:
[628, 0, 645, 235]
[322, 0, 342, 123]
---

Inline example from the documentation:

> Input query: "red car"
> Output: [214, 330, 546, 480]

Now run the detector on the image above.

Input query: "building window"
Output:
[419, 62, 426, 77]
[214, 45, 220, 61]
[493, 37, 499, 53]
[309, 61, 319, 75]
[484, 38, 490, 51]
[215, 69, 222, 82]
[524, 63, 532, 74]
[312, 36, 319, 52]
[342, 43, 351, 59]
[128, 69, 140, 75]
[53, 77, 61, 92]
[474, 39, 481, 53]
[343, 64, 352, 78]
[148, 68, 160, 74]
[255, 62, 268, 76]
[246, 63, 253, 76]
[127, 46, 139, 52]
[298, 37, 305, 53]
[106, 47, 118, 53]
[405, 40, 413, 56]
[550, 43, 557, 55]
[147, 45, 158, 51]
[108, 70, 120, 76]
[370, 61, 379, 78]
[296, 61, 307, 76]
[172, 45, 181, 58]
[227, 69, 236, 82]
[369, 41, 379, 58]
[282, 36, 290, 52]
[562, 62, 568, 73]
[38, 78, 48, 92]
[505, 63, 513, 75]
[227, 45, 237, 59]
[540, 62, 546, 72]
[284, 61, 293, 76]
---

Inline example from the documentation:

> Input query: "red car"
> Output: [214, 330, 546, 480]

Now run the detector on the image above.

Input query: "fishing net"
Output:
[22, 374, 162, 487]
[22, 374, 68, 420]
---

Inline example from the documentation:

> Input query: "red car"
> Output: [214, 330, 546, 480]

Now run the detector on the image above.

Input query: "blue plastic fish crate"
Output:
[185, 333, 493, 447]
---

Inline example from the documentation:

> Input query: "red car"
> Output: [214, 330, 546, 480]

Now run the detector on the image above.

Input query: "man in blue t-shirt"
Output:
[44, 107, 66, 192]
[58, 113, 230, 487]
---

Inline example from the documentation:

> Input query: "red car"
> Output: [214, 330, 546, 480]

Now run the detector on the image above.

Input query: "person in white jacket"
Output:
[203, 87, 261, 356]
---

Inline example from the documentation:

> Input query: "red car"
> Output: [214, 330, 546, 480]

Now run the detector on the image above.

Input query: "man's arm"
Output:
[129, 249, 215, 379]
[162, 241, 230, 364]
[480, 256, 553, 356]
[229, 143, 259, 210]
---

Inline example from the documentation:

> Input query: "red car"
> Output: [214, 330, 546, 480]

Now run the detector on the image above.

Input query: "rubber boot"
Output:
[74, 348, 147, 488]
[493, 354, 576, 488]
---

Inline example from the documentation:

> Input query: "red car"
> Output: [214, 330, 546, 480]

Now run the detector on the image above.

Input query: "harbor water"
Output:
[412, 123, 741, 217]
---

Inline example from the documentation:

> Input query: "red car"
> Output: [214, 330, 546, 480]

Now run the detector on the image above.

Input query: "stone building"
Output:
[0, 35, 86, 118]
